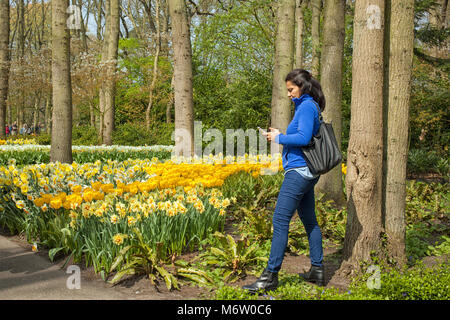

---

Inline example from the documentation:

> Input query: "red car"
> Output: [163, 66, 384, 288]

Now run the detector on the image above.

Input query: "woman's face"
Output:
[286, 81, 301, 99]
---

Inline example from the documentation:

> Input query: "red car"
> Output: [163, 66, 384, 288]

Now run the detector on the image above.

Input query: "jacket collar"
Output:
[292, 94, 313, 109]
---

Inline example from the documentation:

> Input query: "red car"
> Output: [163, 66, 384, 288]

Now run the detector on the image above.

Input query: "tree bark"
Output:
[315, 0, 346, 205]
[0, 0, 10, 139]
[44, 96, 50, 134]
[98, 0, 119, 145]
[340, 0, 385, 276]
[78, 0, 88, 51]
[295, 0, 306, 68]
[168, 0, 195, 157]
[310, 0, 321, 78]
[96, 0, 103, 40]
[382, 0, 414, 268]
[17, 0, 25, 129]
[271, 0, 296, 138]
[146, 0, 161, 130]
[102, 0, 120, 145]
[50, 0, 73, 163]
[98, 0, 110, 144]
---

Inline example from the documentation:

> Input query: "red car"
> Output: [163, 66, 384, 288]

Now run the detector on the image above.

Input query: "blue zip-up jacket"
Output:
[274, 94, 321, 171]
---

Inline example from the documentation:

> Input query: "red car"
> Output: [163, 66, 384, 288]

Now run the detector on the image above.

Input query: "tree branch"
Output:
[414, 47, 450, 66]
[187, 0, 214, 16]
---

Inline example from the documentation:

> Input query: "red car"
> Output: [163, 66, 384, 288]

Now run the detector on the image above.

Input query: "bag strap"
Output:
[311, 100, 323, 123]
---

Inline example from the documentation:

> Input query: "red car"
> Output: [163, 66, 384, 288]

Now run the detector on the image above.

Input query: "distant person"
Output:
[11, 122, 18, 136]
[19, 124, 27, 135]
[5, 125, 10, 136]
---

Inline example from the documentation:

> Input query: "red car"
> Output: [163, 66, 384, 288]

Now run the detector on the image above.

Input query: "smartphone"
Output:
[257, 127, 267, 135]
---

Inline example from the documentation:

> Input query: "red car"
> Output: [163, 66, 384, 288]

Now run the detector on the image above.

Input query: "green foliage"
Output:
[213, 263, 450, 300]
[198, 231, 268, 283]
[405, 180, 449, 263]
[109, 228, 179, 290]
[427, 235, 450, 256]
[407, 148, 449, 175]
[339, 262, 450, 300]
[72, 125, 99, 146]
[315, 194, 347, 244]
[212, 285, 259, 300]
[36, 133, 51, 145]
[0, 150, 50, 166]
[112, 122, 175, 146]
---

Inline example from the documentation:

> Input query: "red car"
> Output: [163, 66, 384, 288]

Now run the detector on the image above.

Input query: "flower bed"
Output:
[0, 153, 282, 279]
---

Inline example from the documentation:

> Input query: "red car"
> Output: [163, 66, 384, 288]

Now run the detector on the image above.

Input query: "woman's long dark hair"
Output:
[285, 69, 326, 112]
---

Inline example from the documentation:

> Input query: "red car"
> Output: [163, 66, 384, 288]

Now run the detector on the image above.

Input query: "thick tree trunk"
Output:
[50, 0, 73, 163]
[340, 0, 385, 276]
[295, 0, 306, 68]
[0, 0, 10, 139]
[383, 0, 414, 267]
[315, 0, 346, 205]
[168, 0, 194, 157]
[271, 0, 296, 138]
[310, 0, 321, 78]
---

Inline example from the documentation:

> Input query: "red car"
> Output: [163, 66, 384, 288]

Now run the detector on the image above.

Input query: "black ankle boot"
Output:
[299, 265, 325, 286]
[242, 268, 278, 293]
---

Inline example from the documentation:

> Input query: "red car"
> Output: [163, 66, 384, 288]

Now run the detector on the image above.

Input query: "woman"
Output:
[243, 69, 326, 293]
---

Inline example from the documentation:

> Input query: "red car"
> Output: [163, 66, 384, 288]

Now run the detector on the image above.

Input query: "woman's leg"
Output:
[266, 172, 317, 273]
[297, 179, 323, 267]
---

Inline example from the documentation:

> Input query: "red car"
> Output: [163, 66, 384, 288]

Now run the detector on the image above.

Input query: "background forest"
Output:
[1, 0, 448, 177]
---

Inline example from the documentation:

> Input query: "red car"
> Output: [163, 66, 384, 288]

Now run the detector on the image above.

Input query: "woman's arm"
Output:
[275, 103, 316, 147]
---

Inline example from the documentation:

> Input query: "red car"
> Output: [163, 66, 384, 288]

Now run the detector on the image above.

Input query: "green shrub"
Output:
[72, 125, 99, 146]
[112, 122, 175, 146]
[407, 149, 449, 175]
[36, 133, 51, 145]
[345, 262, 450, 300]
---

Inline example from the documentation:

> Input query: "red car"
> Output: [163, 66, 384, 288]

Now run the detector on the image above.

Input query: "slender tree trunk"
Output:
[162, 0, 170, 56]
[271, 0, 296, 137]
[166, 72, 174, 124]
[50, 0, 73, 163]
[90, 103, 95, 127]
[102, 0, 120, 145]
[99, 0, 110, 144]
[78, 0, 88, 51]
[146, 0, 161, 130]
[44, 97, 50, 134]
[97, 0, 103, 40]
[382, 0, 414, 268]
[168, 0, 194, 157]
[315, 0, 346, 205]
[17, 0, 25, 129]
[295, 0, 306, 69]
[340, 0, 385, 276]
[310, 0, 321, 78]
[0, 0, 10, 139]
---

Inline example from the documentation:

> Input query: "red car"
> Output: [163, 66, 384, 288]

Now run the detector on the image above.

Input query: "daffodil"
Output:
[112, 234, 125, 245]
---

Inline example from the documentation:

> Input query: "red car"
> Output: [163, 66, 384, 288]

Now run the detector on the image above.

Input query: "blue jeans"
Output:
[267, 170, 323, 273]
